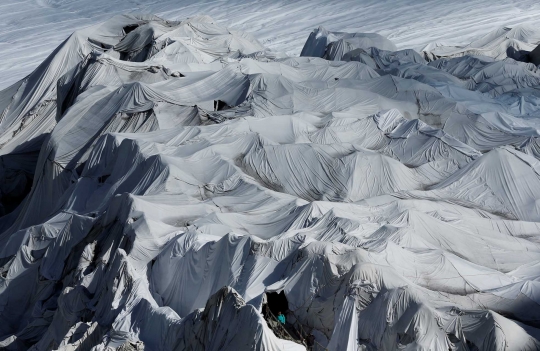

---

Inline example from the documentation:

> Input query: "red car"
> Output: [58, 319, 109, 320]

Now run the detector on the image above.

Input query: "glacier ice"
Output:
[1, 12, 540, 351]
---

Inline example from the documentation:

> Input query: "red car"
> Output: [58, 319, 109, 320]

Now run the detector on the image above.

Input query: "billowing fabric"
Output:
[1, 12, 540, 351]
[423, 24, 540, 61]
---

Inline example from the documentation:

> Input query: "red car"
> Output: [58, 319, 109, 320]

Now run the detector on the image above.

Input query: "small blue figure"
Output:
[277, 311, 286, 324]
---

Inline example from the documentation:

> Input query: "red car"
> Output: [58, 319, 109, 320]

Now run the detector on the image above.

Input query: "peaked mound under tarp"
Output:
[1, 12, 540, 351]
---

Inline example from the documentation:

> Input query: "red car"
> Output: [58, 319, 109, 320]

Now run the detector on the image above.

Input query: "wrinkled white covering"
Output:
[1, 13, 540, 351]
[423, 24, 540, 61]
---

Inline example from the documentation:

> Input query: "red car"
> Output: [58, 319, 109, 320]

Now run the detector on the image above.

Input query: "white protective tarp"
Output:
[1, 12, 540, 351]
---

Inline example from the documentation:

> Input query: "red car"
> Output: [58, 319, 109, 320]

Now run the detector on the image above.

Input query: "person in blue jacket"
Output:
[277, 311, 286, 324]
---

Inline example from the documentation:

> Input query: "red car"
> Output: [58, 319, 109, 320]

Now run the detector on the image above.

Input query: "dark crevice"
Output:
[123, 24, 139, 35]
[265, 291, 289, 316]
[214, 100, 231, 111]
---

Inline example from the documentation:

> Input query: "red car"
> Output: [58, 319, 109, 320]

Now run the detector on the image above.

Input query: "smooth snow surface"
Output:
[2, 0, 540, 89]
[2, 4, 540, 351]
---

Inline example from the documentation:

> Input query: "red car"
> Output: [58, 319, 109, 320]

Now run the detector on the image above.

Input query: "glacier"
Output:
[1, 6, 540, 351]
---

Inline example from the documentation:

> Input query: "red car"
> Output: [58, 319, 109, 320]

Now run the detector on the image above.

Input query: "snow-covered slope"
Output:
[2, 0, 540, 90]
[2, 5, 540, 351]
